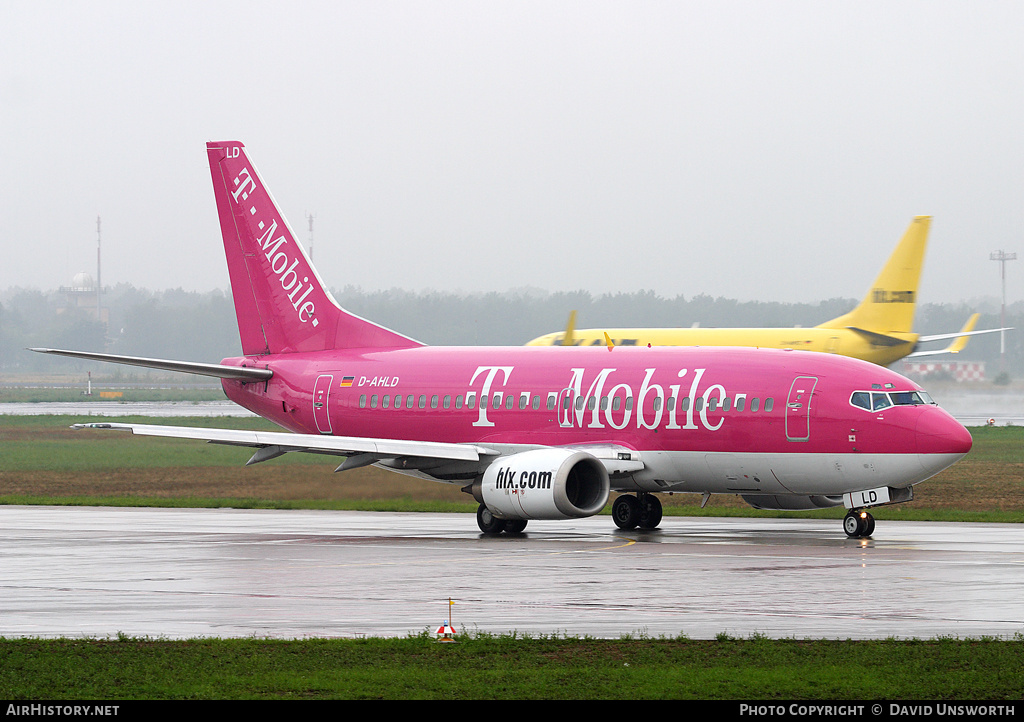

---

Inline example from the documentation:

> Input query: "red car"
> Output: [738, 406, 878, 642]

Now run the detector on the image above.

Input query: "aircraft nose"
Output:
[916, 408, 973, 456]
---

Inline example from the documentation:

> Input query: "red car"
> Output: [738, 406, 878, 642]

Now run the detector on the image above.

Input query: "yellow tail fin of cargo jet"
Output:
[815, 216, 930, 340]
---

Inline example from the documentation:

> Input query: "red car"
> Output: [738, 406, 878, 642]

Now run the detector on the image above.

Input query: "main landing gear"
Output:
[476, 504, 528, 535]
[612, 493, 663, 530]
[843, 510, 875, 538]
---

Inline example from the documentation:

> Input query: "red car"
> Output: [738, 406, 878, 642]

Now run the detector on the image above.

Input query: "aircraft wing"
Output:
[70, 423, 647, 476]
[72, 422, 495, 465]
[908, 314, 1013, 358]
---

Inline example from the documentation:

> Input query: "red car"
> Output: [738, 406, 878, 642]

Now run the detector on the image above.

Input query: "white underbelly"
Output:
[619, 450, 960, 496]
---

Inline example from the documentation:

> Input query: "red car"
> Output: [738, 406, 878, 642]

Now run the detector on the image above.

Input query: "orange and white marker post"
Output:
[435, 598, 457, 642]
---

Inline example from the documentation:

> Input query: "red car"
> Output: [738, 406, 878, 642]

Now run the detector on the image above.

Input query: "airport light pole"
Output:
[990, 250, 1016, 372]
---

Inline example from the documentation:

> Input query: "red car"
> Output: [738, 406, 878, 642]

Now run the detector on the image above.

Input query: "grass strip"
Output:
[1, 633, 1022, 700]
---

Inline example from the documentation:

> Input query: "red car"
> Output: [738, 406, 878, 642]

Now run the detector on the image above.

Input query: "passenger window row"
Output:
[562, 395, 774, 413]
[357, 391, 775, 413]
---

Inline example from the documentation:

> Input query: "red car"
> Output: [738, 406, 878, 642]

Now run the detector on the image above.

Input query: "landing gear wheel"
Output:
[612, 494, 641, 530]
[843, 512, 861, 538]
[477, 504, 506, 535]
[843, 511, 875, 538]
[504, 519, 528, 534]
[861, 513, 875, 537]
[638, 494, 663, 530]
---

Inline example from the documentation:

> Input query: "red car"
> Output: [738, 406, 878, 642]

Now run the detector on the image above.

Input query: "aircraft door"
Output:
[313, 374, 333, 434]
[785, 376, 817, 442]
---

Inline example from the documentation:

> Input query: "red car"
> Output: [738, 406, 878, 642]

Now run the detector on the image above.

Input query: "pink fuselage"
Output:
[220, 345, 972, 497]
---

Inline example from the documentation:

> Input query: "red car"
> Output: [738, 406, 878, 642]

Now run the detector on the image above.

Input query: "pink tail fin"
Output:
[206, 141, 422, 355]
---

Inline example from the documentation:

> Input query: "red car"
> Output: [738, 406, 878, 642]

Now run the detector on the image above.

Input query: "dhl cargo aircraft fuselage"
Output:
[32, 142, 972, 539]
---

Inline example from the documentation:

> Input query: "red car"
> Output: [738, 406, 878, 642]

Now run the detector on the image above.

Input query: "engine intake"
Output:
[472, 449, 610, 520]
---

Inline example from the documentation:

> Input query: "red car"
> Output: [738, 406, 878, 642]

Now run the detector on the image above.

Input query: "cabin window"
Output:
[532, 395, 541, 410]
[418, 395, 426, 409]
[480, 393, 488, 409]
[694, 397, 704, 411]
[430, 395, 439, 409]
[505, 394, 514, 410]
[575, 396, 584, 411]
[625, 397, 634, 411]
[600, 396, 609, 411]
[455, 394, 464, 409]
[707, 397, 717, 412]
[359, 394, 367, 409]
[587, 396, 596, 411]
[722, 397, 732, 411]
[764, 398, 774, 412]
[381, 395, 390, 409]
[750, 397, 760, 412]
[612, 397, 621, 412]
[370, 394, 378, 409]
[680, 397, 690, 411]
[734, 396, 746, 412]
[547, 393, 557, 411]
[467, 393, 476, 409]
[443, 395, 451, 409]
[653, 397, 662, 411]
[493, 394, 502, 410]
[519, 393, 528, 410]
[407, 394, 415, 409]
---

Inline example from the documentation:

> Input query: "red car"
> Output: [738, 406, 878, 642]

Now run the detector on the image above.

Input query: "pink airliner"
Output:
[34, 141, 973, 538]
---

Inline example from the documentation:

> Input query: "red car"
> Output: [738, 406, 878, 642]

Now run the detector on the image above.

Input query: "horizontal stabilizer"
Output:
[30, 348, 273, 381]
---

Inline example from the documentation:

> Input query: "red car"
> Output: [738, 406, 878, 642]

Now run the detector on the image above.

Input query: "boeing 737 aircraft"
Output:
[526, 217, 1005, 365]
[33, 142, 973, 539]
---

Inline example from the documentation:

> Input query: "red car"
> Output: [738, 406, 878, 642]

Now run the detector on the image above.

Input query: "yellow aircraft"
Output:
[526, 217, 1005, 366]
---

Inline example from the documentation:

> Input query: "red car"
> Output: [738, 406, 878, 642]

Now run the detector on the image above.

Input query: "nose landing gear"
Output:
[843, 510, 875, 538]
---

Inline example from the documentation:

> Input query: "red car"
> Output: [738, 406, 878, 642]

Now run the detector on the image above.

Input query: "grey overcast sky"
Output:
[2, 1, 1022, 305]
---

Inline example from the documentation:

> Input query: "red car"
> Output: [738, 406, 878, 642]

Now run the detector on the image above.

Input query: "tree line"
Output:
[2, 283, 1020, 377]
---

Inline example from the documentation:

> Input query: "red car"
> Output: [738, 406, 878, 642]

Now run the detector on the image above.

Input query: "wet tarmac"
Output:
[1, 506, 1021, 640]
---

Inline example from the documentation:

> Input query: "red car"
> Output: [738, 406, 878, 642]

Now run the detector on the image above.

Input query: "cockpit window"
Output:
[850, 389, 937, 411]
[890, 391, 928, 406]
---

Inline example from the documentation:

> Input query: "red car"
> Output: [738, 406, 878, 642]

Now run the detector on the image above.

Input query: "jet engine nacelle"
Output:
[475, 448, 610, 521]
[741, 494, 844, 511]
